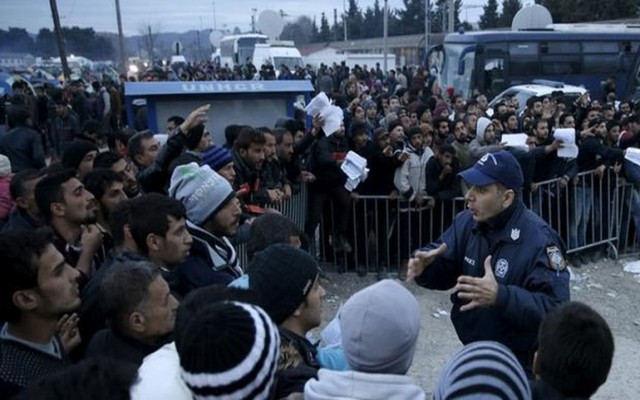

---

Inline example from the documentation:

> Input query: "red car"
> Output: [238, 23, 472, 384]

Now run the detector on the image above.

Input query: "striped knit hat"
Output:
[178, 302, 280, 400]
[434, 341, 532, 400]
[202, 145, 233, 172]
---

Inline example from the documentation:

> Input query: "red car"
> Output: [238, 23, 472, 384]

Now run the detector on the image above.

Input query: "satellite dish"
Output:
[257, 10, 285, 39]
[511, 5, 553, 31]
[209, 30, 223, 47]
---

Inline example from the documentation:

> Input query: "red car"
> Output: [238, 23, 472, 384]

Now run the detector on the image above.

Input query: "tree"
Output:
[281, 16, 316, 45]
[346, 0, 365, 39]
[394, 0, 426, 35]
[318, 12, 332, 42]
[500, 0, 522, 27]
[479, 0, 500, 29]
[535, 0, 638, 22]
[0, 28, 35, 53]
[362, 0, 384, 38]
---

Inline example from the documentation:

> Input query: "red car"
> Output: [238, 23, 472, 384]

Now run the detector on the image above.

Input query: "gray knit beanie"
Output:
[169, 162, 235, 225]
[339, 279, 420, 375]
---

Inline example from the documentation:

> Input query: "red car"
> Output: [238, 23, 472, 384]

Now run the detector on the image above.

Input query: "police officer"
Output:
[407, 150, 570, 371]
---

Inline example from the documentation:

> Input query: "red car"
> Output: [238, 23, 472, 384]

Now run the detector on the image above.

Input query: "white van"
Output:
[252, 42, 304, 76]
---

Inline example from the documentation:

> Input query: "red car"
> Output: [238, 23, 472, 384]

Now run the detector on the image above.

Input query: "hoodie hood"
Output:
[476, 117, 492, 145]
[304, 369, 426, 400]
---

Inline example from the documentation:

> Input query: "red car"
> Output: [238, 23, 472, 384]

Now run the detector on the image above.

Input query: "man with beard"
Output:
[169, 163, 243, 293]
[93, 151, 140, 198]
[0, 229, 81, 397]
[35, 169, 105, 283]
[83, 169, 128, 252]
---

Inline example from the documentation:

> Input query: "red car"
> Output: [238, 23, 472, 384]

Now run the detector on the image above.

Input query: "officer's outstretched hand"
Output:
[456, 255, 498, 312]
[406, 243, 447, 282]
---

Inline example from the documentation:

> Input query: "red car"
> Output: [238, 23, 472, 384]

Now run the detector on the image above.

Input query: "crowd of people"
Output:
[0, 60, 632, 399]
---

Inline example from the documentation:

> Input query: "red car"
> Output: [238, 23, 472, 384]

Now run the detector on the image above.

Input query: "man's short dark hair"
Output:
[101, 261, 160, 334]
[35, 169, 78, 221]
[109, 199, 134, 247]
[82, 119, 104, 135]
[107, 127, 137, 152]
[93, 151, 123, 170]
[247, 214, 304, 260]
[128, 193, 186, 255]
[537, 301, 614, 398]
[127, 131, 155, 166]
[438, 143, 455, 156]
[0, 229, 54, 322]
[167, 115, 185, 127]
[174, 285, 257, 348]
[500, 110, 517, 124]
[83, 169, 123, 202]
[234, 127, 266, 151]
[351, 122, 368, 137]
[18, 358, 138, 400]
[6, 104, 31, 129]
[273, 127, 291, 145]
[10, 169, 42, 201]
[558, 112, 574, 126]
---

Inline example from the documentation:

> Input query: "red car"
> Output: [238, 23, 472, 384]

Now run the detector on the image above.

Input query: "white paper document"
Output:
[625, 148, 640, 167]
[341, 151, 369, 191]
[305, 91, 344, 136]
[554, 128, 579, 158]
[501, 133, 529, 151]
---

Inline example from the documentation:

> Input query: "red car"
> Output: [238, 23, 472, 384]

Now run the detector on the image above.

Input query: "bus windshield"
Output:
[441, 44, 475, 99]
[273, 57, 304, 70]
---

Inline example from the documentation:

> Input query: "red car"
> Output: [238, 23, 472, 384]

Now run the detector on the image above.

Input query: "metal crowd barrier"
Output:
[235, 169, 639, 274]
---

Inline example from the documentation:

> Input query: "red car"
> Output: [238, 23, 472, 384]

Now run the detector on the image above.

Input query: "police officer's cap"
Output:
[458, 150, 524, 190]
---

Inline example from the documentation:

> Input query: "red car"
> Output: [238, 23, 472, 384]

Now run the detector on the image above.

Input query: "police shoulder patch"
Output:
[546, 246, 566, 271]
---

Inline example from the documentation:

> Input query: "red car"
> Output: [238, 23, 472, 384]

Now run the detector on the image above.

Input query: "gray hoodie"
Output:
[469, 117, 502, 161]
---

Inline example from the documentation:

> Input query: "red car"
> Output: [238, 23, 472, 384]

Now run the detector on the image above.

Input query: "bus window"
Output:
[583, 54, 620, 74]
[484, 57, 506, 96]
[509, 43, 540, 76]
[440, 44, 469, 96]
[541, 54, 581, 75]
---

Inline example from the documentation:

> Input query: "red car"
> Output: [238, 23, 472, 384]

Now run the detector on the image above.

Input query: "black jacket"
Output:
[274, 328, 320, 399]
[309, 134, 349, 190]
[356, 141, 398, 196]
[425, 157, 461, 200]
[531, 379, 590, 400]
[0, 126, 46, 172]
[233, 150, 270, 206]
[1, 208, 40, 232]
[85, 328, 164, 367]
[137, 132, 186, 194]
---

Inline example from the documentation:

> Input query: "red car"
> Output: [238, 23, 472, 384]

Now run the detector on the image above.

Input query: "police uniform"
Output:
[414, 151, 570, 369]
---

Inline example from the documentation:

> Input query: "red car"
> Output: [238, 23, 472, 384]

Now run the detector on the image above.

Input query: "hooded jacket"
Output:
[469, 117, 503, 161]
[304, 369, 426, 400]
[393, 143, 434, 202]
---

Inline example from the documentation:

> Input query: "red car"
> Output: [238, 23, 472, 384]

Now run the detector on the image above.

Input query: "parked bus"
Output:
[625, 47, 640, 105]
[428, 25, 640, 100]
[218, 34, 268, 68]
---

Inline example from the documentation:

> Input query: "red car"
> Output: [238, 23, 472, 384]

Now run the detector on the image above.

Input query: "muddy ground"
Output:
[314, 256, 640, 399]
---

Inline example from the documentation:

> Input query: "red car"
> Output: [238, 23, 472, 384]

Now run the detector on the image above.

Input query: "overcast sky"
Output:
[0, 0, 533, 36]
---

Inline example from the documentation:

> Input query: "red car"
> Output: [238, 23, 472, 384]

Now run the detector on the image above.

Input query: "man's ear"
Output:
[238, 148, 247, 158]
[146, 233, 162, 253]
[51, 201, 66, 218]
[15, 196, 29, 210]
[532, 350, 542, 379]
[134, 154, 145, 166]
[12, 289, 39, 312]
[128, 311, 146, 333]
[502, 188, 515, 208]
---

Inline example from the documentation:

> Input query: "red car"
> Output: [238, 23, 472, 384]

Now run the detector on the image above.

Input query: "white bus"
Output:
[218, 34, 268, 67]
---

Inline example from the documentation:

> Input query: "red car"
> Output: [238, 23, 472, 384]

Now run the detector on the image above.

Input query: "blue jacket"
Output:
[415, 201, 570, 356]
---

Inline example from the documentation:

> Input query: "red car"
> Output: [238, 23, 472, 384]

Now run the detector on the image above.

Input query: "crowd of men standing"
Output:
[0, 61, 631, 399]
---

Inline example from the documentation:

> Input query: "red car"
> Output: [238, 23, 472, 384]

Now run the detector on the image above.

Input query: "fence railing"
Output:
[237, 169, 639, 274]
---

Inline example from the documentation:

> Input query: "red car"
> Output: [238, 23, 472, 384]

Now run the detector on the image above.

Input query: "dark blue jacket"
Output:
[415, 201, 570, 357]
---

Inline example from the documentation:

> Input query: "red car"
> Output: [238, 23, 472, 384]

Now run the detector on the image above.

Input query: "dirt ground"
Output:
[314, 256, 640, 399]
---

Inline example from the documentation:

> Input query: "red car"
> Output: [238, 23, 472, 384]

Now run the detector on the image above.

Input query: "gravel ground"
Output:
[314, 257, 640, 399]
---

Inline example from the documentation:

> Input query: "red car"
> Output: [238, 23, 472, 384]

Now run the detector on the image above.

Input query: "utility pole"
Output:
[383, 0, 388, 73]
[212, 2, 217, 30]
[333, 9, 338, 41]
[49, 0, 70, 80]
[251, 8, 257, 33]
[448, 0, 455, 33]
[114, 0, 126, 75]
[147, 25, 154, 65]
[424, 0, 430, 61]
[343, 0, 348, 41]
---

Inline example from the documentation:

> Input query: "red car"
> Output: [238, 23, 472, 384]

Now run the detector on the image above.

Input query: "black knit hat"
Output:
[248, 244, 319, 325]
[178, 301, 280, 400]
[185, 124, 205, 150]
[61, 140, 98, 171]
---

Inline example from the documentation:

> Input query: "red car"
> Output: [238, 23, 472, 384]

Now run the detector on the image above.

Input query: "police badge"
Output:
[546, 246, 566, 271]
